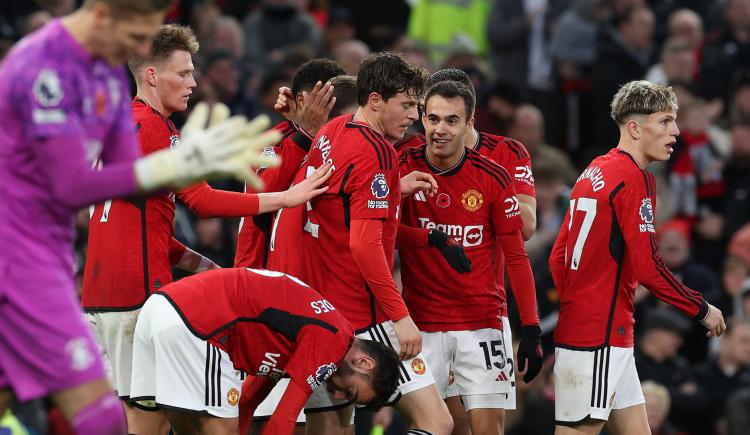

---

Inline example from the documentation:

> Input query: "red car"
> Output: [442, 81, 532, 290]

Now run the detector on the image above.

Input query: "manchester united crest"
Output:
[461, 189, 484, 212]
[411, 358, 426, 375]
[227, 388, 240, 406]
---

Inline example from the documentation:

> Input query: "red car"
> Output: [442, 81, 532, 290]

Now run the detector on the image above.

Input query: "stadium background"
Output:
[1, 0, 749, 434]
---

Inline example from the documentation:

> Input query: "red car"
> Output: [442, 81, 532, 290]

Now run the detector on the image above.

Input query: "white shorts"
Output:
[85, 309, 141, 398]
[130, 294, 243, 418]
[425, 317, 516, 410]
[554, 346, 645, 425]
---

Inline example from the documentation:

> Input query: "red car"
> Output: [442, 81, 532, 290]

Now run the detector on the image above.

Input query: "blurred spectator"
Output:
[390, 35, 432, 73]
[243, 0, 323, 70]
[522, 162, 568, 263]
[592, 5, 655, 154]
[646, 38, 697, 85]
[191, 1, 222, 48]
[730, 72, 750, 125]
[474, 80, 523, 135]
[194, 218, 233, 267]
[508, 104, 579, 184]
[408, 0, 490, 66]
[721, 124, 750, 241]
[549, 0, 603, 80]
[695, 319, 750, 435]
[726, 387, 750, 435]
[713, 254, 750, 321]
[199, 51, 255, 116]
[258, 70, 292, 125]
[668, 8, 705, 50]
[506, 356, 556, 435]
[200, 15, 245, 60]
[699, 0, 750, 111]
[635, 308, 709, 434]
[642, 381, 686, 435]
[331, 39, 370, 76]
[324, 7, 355, 55]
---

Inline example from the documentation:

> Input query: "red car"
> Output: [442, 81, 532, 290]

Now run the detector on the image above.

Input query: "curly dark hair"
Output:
[356, 52, 427, 107]
[291, 58, 346, 97]
[356, 338, 400, 410]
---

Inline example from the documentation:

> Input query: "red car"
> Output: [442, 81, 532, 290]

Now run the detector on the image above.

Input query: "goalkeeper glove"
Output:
[428, 229, 472, 273]
[517, 324, 543, 383]
[134, 102, 281, 192]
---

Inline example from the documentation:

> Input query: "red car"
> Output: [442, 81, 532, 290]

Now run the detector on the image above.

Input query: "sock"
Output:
[72, 393, 126, 435]
[407, 430, 435, 435]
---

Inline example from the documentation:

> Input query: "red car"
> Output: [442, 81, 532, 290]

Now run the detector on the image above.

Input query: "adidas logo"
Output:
[496, 372, 508, 382]
[414, 191, 427, 202]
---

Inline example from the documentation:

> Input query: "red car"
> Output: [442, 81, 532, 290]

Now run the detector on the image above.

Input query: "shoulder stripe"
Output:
[503, 138, 530, 159]
[398, 145, 424, 168]
[359, 126, 394, 170]
[467, 154, 512, 188]
[349, 127, 384, 169]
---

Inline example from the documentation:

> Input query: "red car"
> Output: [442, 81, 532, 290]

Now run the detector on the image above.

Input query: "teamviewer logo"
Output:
[463, 225, 484, 247]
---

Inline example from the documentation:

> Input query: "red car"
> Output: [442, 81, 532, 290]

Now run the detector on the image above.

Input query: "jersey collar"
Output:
[423, 145, 468, 177]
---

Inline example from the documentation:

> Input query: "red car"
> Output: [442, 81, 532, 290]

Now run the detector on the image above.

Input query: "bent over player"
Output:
[399, 81, 543, 435]
[550, 80, 726, 434]
[130, 267, 400, 435]
[0, 1, 279, 434]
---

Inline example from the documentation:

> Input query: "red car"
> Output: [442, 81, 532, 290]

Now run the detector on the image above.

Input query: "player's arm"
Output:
[350, 219, 420, 359]
[177, 162, 332, 217]
[256, 128, 313, 193]
[274, 81, 335, 137]
[238, 376, 276, 435]
[505, 141, 537, 240]
[399, 171, 438, 198]
[517, 194, 537, 240]
[615, 181, 725, 337]
[263, 380, 311, 435]
[548, 210, 571, 291]
[168, 238, 219, 272]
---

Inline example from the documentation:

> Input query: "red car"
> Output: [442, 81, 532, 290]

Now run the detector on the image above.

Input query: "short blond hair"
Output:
[610, 80, 679, 125]
[128, 24, 199, 75]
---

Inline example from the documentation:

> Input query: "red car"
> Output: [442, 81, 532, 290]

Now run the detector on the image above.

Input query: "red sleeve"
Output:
[615, 175, 708, 319]
[491, 138, 536, 198]
[257, 131, 312, 192]
[350, 219, 410, 321]
[136, 115, 172, 155]
[262, 379, 311, 435]
[239, 376, 275, 435]
[169, 237, 187, 265]
[396, 223, 429, 248]
[549, 210, 570, 292]
[176, 181, 260, 218]
[346, 150, 399, 222]
[497, 231, 539, 326]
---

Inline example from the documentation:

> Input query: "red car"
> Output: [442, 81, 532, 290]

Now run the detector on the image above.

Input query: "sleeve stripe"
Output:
[467, 153, 512, 188]
[647, 233, 704, 309]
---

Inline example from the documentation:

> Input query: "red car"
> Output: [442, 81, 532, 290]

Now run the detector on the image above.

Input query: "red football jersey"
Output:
[159, 268, 353, 393]
[550, 149, 708, 349]
[393, 132, 425, 154]
[82, 98, 181, 310]
[265, 167, 308, 280]
[234, 121, 310, 268]
[399, 145, 523, 331]
[301, 114, 402, 331]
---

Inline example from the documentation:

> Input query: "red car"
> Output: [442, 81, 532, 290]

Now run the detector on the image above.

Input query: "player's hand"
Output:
[400, 171, 438, 198]
[428, 230, 471, 273]
[517, 324, 543, 383]
[700, 303, 726, 337]
[273, 86, 296, 120]
[393, 316, 422, 360]
[134, 103, 281, 192]
[297, 81, 335, 136]
[282, 162, 333, 208]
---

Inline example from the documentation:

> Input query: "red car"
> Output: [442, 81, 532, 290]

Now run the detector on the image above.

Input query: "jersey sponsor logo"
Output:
[32, 108, 66, 124]
[515, 165, 535, 186]
[414, 190, 427, 202]
[436, 193, 451, 208]
[577, 165, 606, 192]
[307, 362, 337, 390]
[257, 352, 285, 379]
[368, 200, 389, 209]
[461, 189, 484, 212]
[310, 299, 336, 314]
[411, 358, 426, 375]
[65, 337, 95, 372]
[639, 198, 655, 233]
[418, 218, 484, 247]
[371, 173, 390, 199]
[227, 387, 240, 406]
[504, 196, 521, 219]
[33, 69, 63, 107]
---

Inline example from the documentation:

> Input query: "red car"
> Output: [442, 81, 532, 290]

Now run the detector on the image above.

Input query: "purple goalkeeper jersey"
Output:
[0, 19, 140, 295]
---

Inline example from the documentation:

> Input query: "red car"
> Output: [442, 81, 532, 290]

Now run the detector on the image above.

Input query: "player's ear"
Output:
[295, 93, 305, 110]
[367, 92, 382, 112]
[145, 66, 158, 87]
[626, 118, 641, 141]
[351, 354, 376, 372]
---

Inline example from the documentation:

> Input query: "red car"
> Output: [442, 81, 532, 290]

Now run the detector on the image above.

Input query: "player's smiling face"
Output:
[379, 91, 420, 141]
[155, 50, 197, 115]
[639, 110, 680, 163]
[423, 95, 472, 163]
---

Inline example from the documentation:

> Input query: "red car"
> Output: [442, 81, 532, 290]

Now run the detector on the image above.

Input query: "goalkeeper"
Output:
[0, 2, 290, 434]
[80, 24, 333, 435]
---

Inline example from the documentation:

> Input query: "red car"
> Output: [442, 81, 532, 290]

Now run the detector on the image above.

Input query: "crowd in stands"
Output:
[1, 0, 749, 434]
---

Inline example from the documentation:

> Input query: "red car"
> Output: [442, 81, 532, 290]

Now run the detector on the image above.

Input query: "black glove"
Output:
[428, 229, 472, 273]
[517, 324, 543, 383]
